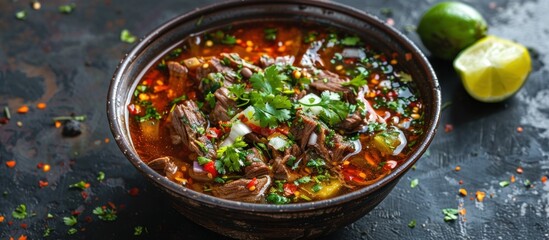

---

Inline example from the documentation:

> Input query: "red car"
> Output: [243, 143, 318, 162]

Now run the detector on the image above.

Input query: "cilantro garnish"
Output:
[12, 204, 27, 219]
[442, 208, 459, 222]
[499, 181, 510, 187]
[15, 10, 27, 20]
[205, 92, 216, 108]
[97, 171, 105, 182]
[221, 34, 237, 45]
[250, 65, 287, 94]
[93, 206, 117, 221]
[266, 193, 290, 204]
[408, 220, 416, 228]
[120, 29, 137, 44]
[342, 74, 367, 91]
[215, 137, 249, 174]
[59, 4, 76, 14]
[43, 227, 53, 237]
[311, 183, 323, 193]
[264, 28, 278, 41]
[134, 226, 147, 236]
[340, 36, 361, 46]
[68, 228, 78, 235]
[294, 176, 311, 185]
[136, 101, 161, 122]
[63, 216, 77, 226]
[300, 91, 351, 126]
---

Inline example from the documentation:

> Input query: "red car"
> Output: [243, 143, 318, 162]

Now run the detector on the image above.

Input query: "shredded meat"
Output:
[336, 112, 364, 133]
[171, 100, 216, 159]
[196, 57, 237, 93]
[212, 176, 272, 203]
[290, 111, 318, 150]
[209, 87, 239, 123]
[244, 148, 270, 178]
[309, 70, 356, 103]
[272, 155, 300, 182]
[220, 53, 262, 73]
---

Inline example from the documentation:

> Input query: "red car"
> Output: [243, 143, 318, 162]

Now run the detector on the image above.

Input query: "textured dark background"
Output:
[1, 0, 548, 239]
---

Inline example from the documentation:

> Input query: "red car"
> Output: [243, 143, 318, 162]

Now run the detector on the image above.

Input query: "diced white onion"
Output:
[392, 128, 407, 156]
[308, 132, 318, 146]
[220, 121, 252, 147]
[379, 80, 392, 89]
[343, 140, 362, 161]
[268, 136, 288, 151]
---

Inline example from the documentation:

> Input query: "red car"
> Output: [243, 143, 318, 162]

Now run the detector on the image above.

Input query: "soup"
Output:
[127, 22, 425, 204]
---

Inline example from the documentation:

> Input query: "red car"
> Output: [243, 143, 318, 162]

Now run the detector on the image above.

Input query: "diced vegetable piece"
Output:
[220, 121, 252, 147]
[372, 127, 406, 155]
[268, 136, 288, 151]
[314, 179, 342, 199]
[183, 57, 201, 69]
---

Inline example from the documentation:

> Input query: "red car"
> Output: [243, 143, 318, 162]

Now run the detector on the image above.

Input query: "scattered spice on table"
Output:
[97, 171, 105, 182]
[459, 188, 467, 196]
[442, 208, 459, 222]
[43, 227, 52, 237]
[407, 220, 416, 228]
[516, 126, 523, 133]
[67, 228, 78, 235]
[445, 124, 454, 133]
[134, 226, 148, 235]
[6, 160, 16, 168]
[499, 180, 510, 187]
[43, 164, 51, 172]
[93, 205, 117, 221]
[36, 102, 47, 109]
[17, 105, 29, 114]
[454, 165, 461, 171]
[15, 10, 27, 20]
[0, 215, 4, 223]
[69, 181, 90, 190]
[31, 1, 41, 10]
[510, 175, 516, 183]
[39, 180, 49, 188]
[128, 187, 140, 197]
[476, 191, 486, 202]
[541, 176, 547, 183]
[516, 167, 523, 174]
[63, 216, 78, 226]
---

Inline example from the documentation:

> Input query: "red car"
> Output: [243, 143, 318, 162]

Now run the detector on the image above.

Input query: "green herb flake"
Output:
[524, 179, 532, 188]
[408, 219, 416, 228]
[264, 28, 278, 41]
[410, 178, 419, 188]
[197, 156, 212, 165]
[134, 226, 147, 236]
[43, 227, 53, 237]
[295, 176, 312, 185]
[205, 92, 216, 108]
[59, 3, 76, 14]
[15, 10, 27, 20]
[97, 171, 105, 182]
[120, 29, 137, 44]
[68, 228, 78, 235]
[340, 36, 361, 46]
[69, 181, 88, 190]
[311, 184, 323, 193]
[93, 206, 117, 221]
[63, 216, 77, 226]
[342, 73, 367, 90]
[442, 208, 459, 222]
[47, 213, 54, 219]
[215, 136, 249, 174]
[221, 34, 237, 45]
[266, 193, 290, 204]
[499, 180, 510, 187]
[12, 204, 28, 219]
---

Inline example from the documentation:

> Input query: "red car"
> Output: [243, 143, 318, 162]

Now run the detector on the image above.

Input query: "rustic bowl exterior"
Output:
[107, 1, 440, 239]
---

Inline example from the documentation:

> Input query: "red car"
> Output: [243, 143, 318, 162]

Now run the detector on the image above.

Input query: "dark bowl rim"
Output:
[107, 0, 441, 212]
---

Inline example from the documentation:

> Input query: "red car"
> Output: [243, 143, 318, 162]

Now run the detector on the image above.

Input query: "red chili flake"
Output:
[516, 167, 523, 174]
[0, 117, 8, 124]
[283, 183, 297, 197]
[516, 127, 523, 133]
[17, 105, 29, 114]
[246, 177, 258, 191]
[39, 180, 49, 188]
[71, 210, 81, 216]
[405, 53, 413, 61]
[386, 18, 395, 26]
[107, 202, 117, 210]
[81, 191, 89, 199]
[119, 204, 126, 210]
[36, 162, 44, 169]
[17, 235, 27, 240]
[127, 104, 141, 116]
[0, 215, 4, 223]
[444, 124, 454, 133]
[5, 160, 16, 168]
[84, 216, 93, 223]
[128, 187, 140, 197]
[20, 223, 28, 229]
[541, 176, 547, 183]
[459, 180, 464, 185]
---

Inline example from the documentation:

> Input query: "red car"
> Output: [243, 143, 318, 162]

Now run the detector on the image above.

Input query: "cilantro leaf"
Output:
[97, 171, 105, 182]
[253, 100, 291, 128]
[12, 204, 27, 219]
[93, 206, 117, 221]
[120, 29, 137, 44]
[341, 36, 361, 46]
[59, 3, 76, 14]
[442, 208, 459, 222]
[264, 28, 278, 41]
[266, 193, 290, 204]
[250, 65, 287, 95]
[68, 228, 78, 235]
[410, 178, 419, 188]
[63, 216, 78, 226]
[69, 181, 88, 190]
[221, 34, 236, 45]
[215, 137, 249, 174]
[205, 92, 216, 108]
[342, 74, 367, 90]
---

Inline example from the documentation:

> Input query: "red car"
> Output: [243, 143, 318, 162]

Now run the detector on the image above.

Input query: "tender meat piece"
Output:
[331, 134, 355, 162]
[312, 124, 355, 163]
[196, 57, 237, 93]
[220, 53, 262, 73]
[336, 112, 364, 133]
[289, 111, 318, 150]
[209, 87, 239, 123]
[284, 143, 302, 158]
[244, 148, 270, 178]
[167, 61, 188, 96]
[189, 161, 213, 182]
[147, 156, 178, 177]
[244, 132, 264, 145]
[171, 100, 216, 159]
[212, 176, 272, 203]
[272, 155, 300, 182]
[309, 70, 356, 103]
[259, 55, 295, 68]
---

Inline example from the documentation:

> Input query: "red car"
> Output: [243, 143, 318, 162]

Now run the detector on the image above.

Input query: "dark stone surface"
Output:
[0, 0, 548, 239]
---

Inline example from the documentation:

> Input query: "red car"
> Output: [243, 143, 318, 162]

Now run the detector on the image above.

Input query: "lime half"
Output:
[453, 36, 531, 102]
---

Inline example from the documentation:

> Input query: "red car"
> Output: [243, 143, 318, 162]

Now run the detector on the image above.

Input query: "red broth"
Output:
[128, 22, 425, 204]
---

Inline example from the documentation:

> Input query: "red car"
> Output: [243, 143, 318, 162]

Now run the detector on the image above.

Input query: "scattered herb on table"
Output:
[67, 228, 77, 235]
[408, 219, 416, 228]
[47, 213, 54, 219]
[43, 227, 53, 237]
[93, 206, 117, 221]
[97, 171, 105, 182]
[442, 208, 459, 222]
[52, 115, 87, 123]
[69, 181, 89, 190]
[499, 180, 510, 187]
[524, 179, 532, 188]
[4, 106, 11, 119]
[15, 10, 27, 20]
[134, 226, 148, 236]
[63, 216, 77, 226]
[410, 178, 419, 188]
[58, 3, 76, 14]
[121, 29, 137, 44]
[12, 204, 28, 219]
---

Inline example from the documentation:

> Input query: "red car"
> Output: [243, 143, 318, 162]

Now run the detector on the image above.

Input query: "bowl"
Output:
[107, 0, 441, 239]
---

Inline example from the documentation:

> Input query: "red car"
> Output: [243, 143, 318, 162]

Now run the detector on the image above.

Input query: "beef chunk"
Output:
[336, 112, 364, 133]
[290, 111, 318, 150]
[309, 70, 356, 103]
[212, 176, 272, 203]
[220, 53, 262, 73]
[331, 134, 355, 162]
[244, 148, 270, 178]
[147, 156, 178, 178]
[209, 87, 239, 123]
[272, 155, 299, 182]
[196, 57, 237, 93]
[171, 100, 216, 159]
[167, 61, 188, 96]
[284, 143, 302, 158]
[311, 123, 355, 163]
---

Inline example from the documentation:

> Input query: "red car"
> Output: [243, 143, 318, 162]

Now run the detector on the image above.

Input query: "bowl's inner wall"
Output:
[111, 1, 439, 210]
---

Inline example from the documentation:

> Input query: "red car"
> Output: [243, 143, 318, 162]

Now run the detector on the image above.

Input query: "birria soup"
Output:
[127, 22, 425, 204]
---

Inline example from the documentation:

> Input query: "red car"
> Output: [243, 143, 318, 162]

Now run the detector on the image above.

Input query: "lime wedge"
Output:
[453, 36, 531, 102]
